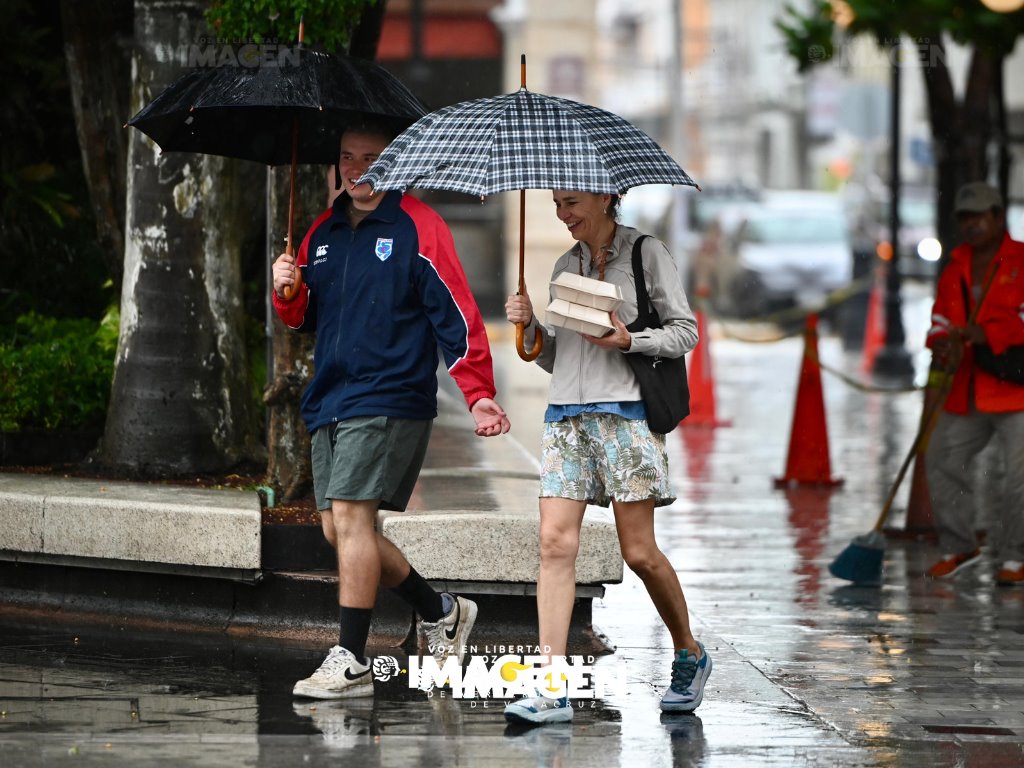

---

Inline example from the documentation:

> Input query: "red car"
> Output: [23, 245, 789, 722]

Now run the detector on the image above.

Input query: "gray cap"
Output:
[954, 181, 1003, 214]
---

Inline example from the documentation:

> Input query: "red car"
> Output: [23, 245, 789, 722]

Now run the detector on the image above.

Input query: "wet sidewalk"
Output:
[3, 300, 1024, 766]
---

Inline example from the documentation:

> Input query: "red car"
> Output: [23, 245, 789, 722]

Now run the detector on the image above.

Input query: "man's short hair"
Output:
[954, 181, 1003, 215]
[341, 118, 401, 143]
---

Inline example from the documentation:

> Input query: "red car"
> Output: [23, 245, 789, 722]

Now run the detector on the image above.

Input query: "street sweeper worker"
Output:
[924, 181, 1024, 583]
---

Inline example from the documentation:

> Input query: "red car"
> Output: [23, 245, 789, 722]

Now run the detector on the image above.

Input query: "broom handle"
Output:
[870, 381, 948, 532]
[869, 255, 1002, 533]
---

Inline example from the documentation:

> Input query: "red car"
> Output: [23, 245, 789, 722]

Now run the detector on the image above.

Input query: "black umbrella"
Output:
[128, 27, 426, 298]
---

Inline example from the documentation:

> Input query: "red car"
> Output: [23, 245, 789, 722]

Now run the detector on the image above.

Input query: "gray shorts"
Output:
[311, 416, 433, 512]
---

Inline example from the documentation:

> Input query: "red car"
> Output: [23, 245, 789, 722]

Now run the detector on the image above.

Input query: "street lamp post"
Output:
[873, 39, 914, 381]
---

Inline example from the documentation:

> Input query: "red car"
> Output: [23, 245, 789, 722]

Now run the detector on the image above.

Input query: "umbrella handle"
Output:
[280, 114, 303, 302]
[515, 322, 542, 362]
[514, 186, 541, 362]
[280, 246, 304, 301]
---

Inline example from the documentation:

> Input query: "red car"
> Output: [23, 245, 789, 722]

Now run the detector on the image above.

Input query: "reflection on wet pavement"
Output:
[5, 303, 1024, 766]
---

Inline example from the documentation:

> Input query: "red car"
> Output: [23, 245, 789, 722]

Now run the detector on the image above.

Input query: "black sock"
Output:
[391, 567, 444, 622]
[338, 606, 373, 660]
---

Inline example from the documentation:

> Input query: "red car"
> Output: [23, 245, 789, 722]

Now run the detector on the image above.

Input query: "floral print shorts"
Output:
[540, 413, 675, 507]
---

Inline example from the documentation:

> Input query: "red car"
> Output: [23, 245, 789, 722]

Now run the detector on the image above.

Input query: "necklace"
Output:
[578, 224, 617, 281]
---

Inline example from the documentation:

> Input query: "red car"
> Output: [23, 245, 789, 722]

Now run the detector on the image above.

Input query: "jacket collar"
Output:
[328, 190, 403, 231]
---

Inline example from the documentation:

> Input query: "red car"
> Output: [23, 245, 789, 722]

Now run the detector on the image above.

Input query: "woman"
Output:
[503, 189, 709, 725]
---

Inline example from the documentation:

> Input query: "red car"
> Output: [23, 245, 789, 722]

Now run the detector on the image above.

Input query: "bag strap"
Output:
[630, 235, 654, 326]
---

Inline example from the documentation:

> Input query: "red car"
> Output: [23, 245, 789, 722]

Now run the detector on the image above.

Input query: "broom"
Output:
[828, 260, 999, 586]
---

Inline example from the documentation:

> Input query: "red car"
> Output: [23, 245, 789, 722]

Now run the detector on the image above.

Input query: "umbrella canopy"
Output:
[357, 87, 697, 195]
[128, 49, 427, 166]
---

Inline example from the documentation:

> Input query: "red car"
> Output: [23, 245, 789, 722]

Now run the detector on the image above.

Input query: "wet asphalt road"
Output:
[4, 284, 1024, 766]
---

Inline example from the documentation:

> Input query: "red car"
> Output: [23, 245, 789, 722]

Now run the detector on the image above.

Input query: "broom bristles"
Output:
[829, 541, 884, 586]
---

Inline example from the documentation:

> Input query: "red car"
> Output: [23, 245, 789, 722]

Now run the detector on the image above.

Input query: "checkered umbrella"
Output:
[358, 90, 696, 196]
[358, 57, 697, 361]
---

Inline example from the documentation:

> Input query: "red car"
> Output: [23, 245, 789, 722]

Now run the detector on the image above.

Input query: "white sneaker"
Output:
[418, 595, 478, 666]
[660, 643, 712, 712]
[293, 646, 374, 699]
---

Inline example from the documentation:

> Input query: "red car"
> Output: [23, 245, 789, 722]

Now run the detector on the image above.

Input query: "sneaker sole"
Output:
[504, 704, 574, 725]
[660, 653, 713, 713]
[292, 680, 374, 699]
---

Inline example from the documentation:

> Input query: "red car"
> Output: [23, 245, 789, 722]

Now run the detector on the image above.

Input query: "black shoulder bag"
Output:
[960, 277, 1024, 385]
[623, 235, 691, 433]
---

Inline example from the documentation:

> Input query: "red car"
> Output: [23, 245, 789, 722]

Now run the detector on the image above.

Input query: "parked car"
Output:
[864, 193, 942, 280]
[710, 192, 853, 318]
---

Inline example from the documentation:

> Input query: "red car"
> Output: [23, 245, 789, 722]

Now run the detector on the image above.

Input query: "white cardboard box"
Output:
[546, 298, 614, 336]
[550, 273, 623, 311]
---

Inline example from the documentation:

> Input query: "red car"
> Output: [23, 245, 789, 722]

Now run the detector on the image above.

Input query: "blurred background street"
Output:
[4, 0, 1024, 766]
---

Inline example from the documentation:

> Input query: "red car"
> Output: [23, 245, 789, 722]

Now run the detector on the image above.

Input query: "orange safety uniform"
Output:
[926, 232, 1024, 414]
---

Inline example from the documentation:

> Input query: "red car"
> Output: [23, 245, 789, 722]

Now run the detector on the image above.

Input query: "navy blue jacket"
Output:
[273, 191, 496, 432]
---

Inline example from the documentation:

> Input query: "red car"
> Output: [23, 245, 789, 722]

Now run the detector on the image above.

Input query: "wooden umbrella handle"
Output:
[280, 116, 304, 301]
[515, 322, 542, 362]
[514, 185, 541, 361]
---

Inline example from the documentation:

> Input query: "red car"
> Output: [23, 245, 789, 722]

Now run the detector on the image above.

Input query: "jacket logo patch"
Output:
[375, 238, 394, 262]
[313, 244, 328, 265]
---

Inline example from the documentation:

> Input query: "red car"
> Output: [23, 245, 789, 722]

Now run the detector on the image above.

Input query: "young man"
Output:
[272, 123, 511, 698]
[925, 181, 1024, 583]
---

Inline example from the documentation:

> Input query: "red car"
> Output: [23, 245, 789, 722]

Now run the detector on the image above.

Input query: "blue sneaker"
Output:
[660, 643, 712, 712]
[504, 691, 574, 725]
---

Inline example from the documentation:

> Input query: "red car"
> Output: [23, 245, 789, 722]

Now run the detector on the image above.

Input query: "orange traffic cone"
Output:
[861, 274, 886, 373]
[684, 304, 730, 428]
[775, 314, 844, 488]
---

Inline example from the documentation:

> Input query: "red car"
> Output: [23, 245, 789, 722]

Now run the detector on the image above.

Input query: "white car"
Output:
[711, 193, 853, 317]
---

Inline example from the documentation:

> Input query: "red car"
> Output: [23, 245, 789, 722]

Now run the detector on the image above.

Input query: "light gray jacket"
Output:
[524, 225, 698, 405]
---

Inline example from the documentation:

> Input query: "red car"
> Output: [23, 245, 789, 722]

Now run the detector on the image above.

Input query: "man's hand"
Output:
[583, 310, 631, 350]
[471, 397, 511, 437]
[963, 323, 987, 346]
[931, 331, 964, 372]
[272, 253, 297, 298]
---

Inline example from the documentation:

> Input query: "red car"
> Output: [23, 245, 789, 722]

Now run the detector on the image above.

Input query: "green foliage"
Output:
[775, 0, 1024, 71]
[776, 1, 835, 74]
[0, 308, 119, 433]
[1, 163, 80, 229]
[205, 0, 378, 52]
[0, 0, 114, 325]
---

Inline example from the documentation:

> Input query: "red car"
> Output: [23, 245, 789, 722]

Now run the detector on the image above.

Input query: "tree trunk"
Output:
[920, 42, 995, 265]
[97, 0, 261, 477]
[59, 0, 132, 292]
[262, 0, 389, 502]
